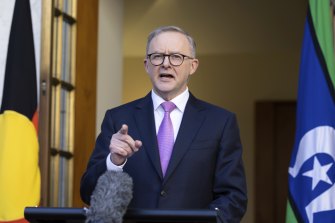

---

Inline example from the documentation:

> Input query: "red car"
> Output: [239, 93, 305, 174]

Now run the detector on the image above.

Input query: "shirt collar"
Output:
[152, 88, 189, 112]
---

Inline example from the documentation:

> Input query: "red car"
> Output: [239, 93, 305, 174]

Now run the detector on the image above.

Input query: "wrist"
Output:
[110, 154, 126, 166]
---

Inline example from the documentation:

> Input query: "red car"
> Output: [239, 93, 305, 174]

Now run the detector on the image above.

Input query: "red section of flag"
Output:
[0, 218, 29, 223]
[32, 110, 38, 133]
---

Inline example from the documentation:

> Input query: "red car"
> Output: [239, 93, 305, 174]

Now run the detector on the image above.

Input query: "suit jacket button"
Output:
[160, 190, 166, 197]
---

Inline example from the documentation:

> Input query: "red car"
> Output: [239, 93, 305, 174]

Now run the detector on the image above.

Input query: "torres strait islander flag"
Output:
[286, 0, 335, 223]
[0, 0, 41, 222]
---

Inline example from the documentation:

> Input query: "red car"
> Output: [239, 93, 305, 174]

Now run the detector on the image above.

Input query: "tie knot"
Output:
[161, 101, 176, 112]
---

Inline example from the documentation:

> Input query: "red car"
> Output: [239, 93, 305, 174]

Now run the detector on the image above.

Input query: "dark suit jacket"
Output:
[80, 92, 247, 223]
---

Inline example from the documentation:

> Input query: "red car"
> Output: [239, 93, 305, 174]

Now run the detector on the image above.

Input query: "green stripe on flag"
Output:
[285, 200, 298, 223]
[309, 0, 335, 88]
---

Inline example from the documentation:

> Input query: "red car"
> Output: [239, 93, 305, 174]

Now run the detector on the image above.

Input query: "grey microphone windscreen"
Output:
[86, 171, 133, 223]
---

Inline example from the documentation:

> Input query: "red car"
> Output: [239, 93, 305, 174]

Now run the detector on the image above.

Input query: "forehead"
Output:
[148, 31, 191, 54]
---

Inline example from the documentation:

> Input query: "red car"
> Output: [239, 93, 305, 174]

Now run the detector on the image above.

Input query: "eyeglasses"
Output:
[147, 53, 194, 66]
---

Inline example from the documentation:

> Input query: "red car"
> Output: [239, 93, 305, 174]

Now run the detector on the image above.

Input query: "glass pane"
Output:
[49, 0, 76, 207]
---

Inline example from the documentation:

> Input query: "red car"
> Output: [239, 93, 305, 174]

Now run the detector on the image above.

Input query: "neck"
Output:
[153, 88, 188, 101]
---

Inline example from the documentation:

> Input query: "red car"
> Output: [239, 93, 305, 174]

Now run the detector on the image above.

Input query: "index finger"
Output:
[119, 124, 128, 135]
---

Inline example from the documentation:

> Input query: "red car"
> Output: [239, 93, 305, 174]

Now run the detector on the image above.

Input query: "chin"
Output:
[155, 84, 174, 92]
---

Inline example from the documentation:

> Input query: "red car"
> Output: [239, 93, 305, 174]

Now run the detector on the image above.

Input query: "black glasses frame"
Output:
[147, 53, 194, 66]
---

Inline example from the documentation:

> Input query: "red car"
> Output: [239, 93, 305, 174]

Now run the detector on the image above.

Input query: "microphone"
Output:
[85, 171, 133, 223]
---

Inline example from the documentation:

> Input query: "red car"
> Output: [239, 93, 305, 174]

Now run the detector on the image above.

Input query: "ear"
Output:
[189, 58, 199, 75]
[144, 58, 149, 73]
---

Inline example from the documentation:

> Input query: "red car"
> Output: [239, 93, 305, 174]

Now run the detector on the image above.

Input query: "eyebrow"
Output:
[149, 51, 185, 55]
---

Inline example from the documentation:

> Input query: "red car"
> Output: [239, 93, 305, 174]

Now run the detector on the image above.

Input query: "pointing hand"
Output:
[109, 124, 142, 165]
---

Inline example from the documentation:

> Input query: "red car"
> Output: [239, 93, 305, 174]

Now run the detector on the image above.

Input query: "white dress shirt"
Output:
[106, 89, 189, 171]
[152, 89, 189, 141]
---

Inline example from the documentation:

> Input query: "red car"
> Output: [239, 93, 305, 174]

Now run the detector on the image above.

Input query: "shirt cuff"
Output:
[106, 153, 126, 172]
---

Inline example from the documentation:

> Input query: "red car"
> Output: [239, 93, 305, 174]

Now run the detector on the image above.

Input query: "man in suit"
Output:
[80, 26, 247, 222]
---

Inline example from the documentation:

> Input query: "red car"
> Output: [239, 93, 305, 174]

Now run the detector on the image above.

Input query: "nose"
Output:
[162, 55, 170, 67]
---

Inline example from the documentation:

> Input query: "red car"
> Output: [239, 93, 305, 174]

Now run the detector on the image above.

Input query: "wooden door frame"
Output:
[39, 0, 98, 206]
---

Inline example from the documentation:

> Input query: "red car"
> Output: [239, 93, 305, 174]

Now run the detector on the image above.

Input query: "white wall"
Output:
[96, 0, 123, 135]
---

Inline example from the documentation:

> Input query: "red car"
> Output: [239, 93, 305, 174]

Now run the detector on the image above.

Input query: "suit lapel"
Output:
[163, 94, 206, 182]
[134, 93, 163, 179]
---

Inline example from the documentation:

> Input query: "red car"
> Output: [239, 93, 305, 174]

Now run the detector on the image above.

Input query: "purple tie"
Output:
[157, 101, 176, 176]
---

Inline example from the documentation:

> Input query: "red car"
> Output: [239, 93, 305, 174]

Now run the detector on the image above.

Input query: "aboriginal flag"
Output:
[0, 0, 41, 222]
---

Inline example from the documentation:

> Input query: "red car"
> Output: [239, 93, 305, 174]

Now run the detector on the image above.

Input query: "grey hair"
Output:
[146, 26, 197, 58]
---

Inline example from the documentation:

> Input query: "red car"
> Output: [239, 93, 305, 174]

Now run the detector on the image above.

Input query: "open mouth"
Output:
[159, 73, 174, 79]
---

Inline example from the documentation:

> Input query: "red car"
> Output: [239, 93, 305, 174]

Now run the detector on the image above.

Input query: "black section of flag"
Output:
[0, 0, 37, 120]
